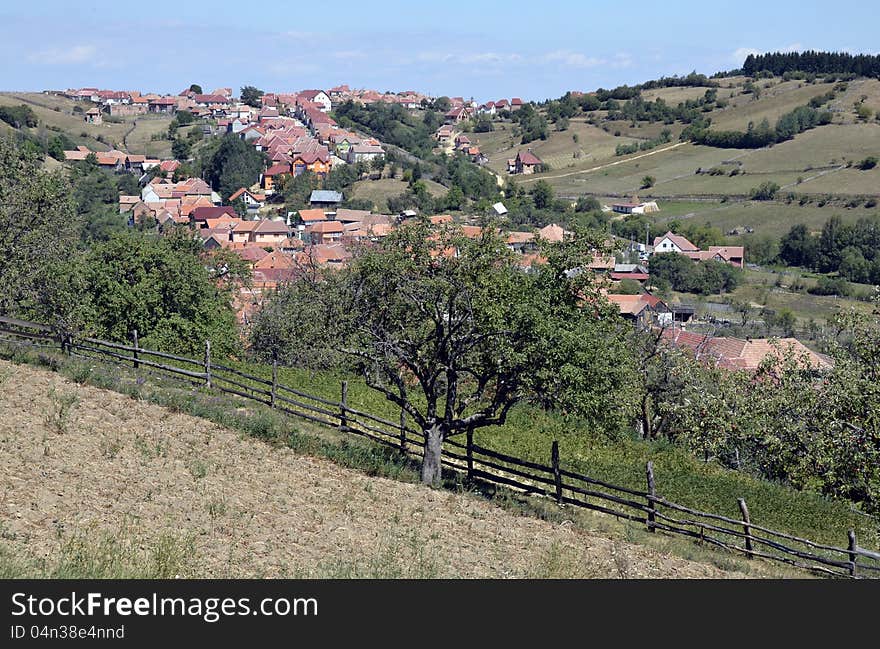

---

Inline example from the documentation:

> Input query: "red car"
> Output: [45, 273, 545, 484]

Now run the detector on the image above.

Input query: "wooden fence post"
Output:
[339, 381, 348, 430]
[204, 340, 211, 388]
[271, 359, 278, 408]
[399, 407, 407, 453]
[646, 461, 657, 533]
[848, 530, 858, 577]
[132, 329, 139, 369]
[466, 429, 474, 480]
[738, 498, 753, 559]
[551, 440, 562, 505]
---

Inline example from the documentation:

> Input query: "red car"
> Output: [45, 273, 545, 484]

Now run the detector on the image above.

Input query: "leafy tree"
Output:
[575, 196, 602, 213]
[46, 133, 74, 161]
[240, 85, 264, 108]
[530, 180, 554, 210]
[0, 139, 79, 316]
[189, 84, 203, 94]
[65, 230, 239, 356]
[641, 175, 656, 189]
[201, 134, 266, 201]
[779, 224, 819, 268]
[432, 96, 451, 112]
[281, 170, 317, 210]
[649, 253, 741, 294]
[171, 137, 191, 161]
[250, 222, 636, 485]
[750, 181, 780, 201]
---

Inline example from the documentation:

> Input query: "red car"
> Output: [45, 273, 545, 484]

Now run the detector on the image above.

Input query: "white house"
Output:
[652, 232, 699, 254]
[298, 89, 332, 112]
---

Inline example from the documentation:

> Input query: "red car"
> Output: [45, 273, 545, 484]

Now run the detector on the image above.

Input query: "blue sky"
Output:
[2, 1, 877, 101]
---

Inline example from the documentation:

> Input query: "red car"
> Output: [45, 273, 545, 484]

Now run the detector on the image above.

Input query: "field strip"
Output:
[515, 141, 689, 184]
[780, 164, 846, 189]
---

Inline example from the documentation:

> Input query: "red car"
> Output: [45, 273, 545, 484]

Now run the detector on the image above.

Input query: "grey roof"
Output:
[310, 190, 343, 203]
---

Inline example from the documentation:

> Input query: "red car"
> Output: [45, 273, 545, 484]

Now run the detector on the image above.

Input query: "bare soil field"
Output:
[0, 359, 760, 578]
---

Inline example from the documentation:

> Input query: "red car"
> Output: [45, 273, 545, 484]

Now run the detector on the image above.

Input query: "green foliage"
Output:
[282, 170, 318, 211]
[749, 181, 780, 201]
[473, 117, 494, 133]
[240, 85, 264, 108]
[250, 222, 637, 482]
[171, 110, 195, 129]
[200, 134, 266, 201]
[615, 278, 642, 295]
[641, 175, 655, 189]
[46, 132, 74, 161]
[42, 230, 240, 356]
[171, 137, 191, 161]
[656, 307, 880, 513]
[649, 253, 742, 294]
[334, 100, 439, 158]
[512, 104, 548, 144]
[0, 104, 38, 128]
[857, 156, 877, 170]
[0, 138, 79, 315]
[530, 180, 554, 210]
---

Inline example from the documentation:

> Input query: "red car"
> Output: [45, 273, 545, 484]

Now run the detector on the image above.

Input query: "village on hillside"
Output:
[44, 82, 826, 372]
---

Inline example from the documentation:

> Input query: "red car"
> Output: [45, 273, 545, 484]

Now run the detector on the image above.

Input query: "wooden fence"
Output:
[1, 315, 879, 579]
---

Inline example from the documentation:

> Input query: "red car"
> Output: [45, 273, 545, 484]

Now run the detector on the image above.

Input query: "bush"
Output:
[750, 181, 780, 201]
[856, 156, 877, 170]
[808, 276, 851, 297]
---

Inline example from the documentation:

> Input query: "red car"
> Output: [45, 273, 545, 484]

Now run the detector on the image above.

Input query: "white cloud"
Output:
[27, 44, 96, 65]
[543, 50, 605, 68]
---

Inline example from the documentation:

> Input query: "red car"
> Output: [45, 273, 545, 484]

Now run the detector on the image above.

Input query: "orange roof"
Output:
[254, 252, 296, 269]
[298, 208, 327, 223]
[606, 294, 650, 316]
[307, 221, 344, 234]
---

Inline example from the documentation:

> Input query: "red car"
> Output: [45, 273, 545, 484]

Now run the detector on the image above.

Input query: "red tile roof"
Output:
[516, 150, 542, 165]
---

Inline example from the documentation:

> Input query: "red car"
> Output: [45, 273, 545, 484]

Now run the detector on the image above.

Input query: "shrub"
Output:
[856, 156, 877, 170]
[749, 181, 780, 201]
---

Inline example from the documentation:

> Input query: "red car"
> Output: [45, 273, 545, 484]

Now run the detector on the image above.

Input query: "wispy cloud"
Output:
[331, 50, 367, 60]
[543, 50, 605, 68]
[27, 44, 97, 65]
[416, 51, 522, 65]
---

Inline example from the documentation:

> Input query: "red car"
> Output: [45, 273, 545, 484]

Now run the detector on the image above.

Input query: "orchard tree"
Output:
[0, 139, 79, 315]
[250, 221, 637, 485]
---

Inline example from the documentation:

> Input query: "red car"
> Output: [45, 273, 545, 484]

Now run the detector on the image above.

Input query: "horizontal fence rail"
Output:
[0, 315, 878, 579]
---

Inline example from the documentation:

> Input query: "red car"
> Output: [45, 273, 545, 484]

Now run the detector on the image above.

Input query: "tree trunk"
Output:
[420, 424, 444, 487]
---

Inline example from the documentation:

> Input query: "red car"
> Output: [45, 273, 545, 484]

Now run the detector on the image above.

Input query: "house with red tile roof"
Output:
[191, 206, 237, 227]
[261, 163, 292, 191]
[228, 187, 266, 209]
[652, 232, 745, 267]
[298, 90, 332, 112]
[306, 220, 344, 244]
[252, 219, 290, 246]
[660, 330, 832, 372]
[606, 293, 672, 327]
[513, 150, 542, 175]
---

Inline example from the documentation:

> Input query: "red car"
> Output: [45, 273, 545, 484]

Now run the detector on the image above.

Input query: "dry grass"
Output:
[349, 177, 446, 212]
[0, 359, 767, 579]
